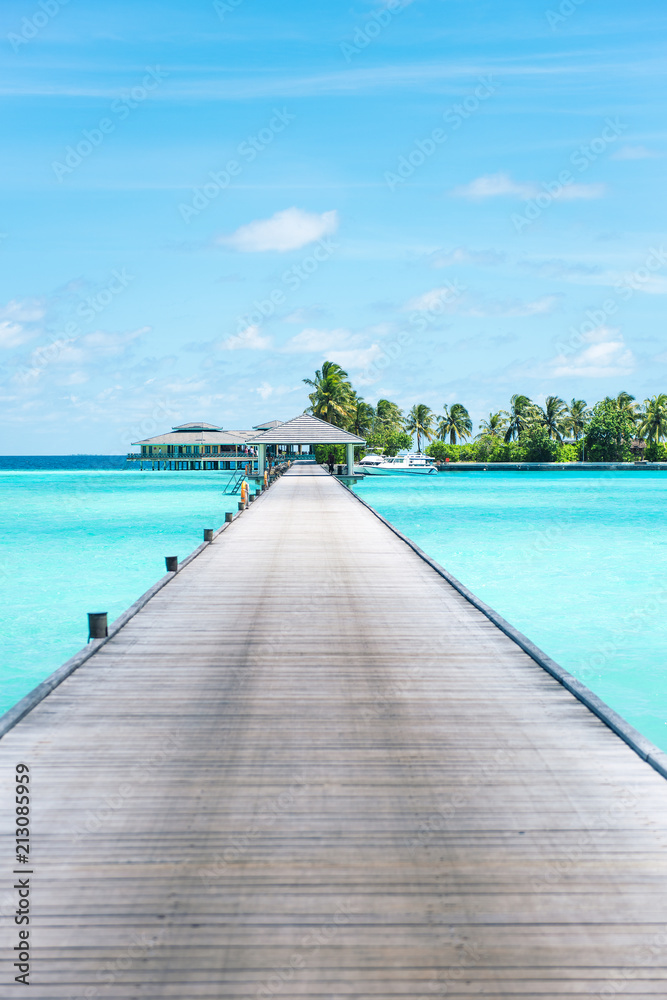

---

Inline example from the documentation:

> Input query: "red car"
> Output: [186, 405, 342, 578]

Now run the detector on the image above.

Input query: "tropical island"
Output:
[304, 362, 667, 465]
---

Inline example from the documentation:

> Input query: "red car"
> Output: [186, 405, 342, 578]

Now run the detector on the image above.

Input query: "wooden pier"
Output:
[2, 463, 667, 997]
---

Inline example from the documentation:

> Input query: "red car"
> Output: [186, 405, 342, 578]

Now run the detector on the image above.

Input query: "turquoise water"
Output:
[0, 468, 238, 715]
[353, 471, 667, 752]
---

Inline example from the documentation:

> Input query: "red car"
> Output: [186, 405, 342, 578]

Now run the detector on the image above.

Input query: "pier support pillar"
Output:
[258, 443, 267, 474]
[346, 443, 355, 476]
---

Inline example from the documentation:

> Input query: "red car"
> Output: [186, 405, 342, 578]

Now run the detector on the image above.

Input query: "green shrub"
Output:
[645, 442, 667, 461]
[517, 426, 559, 462]
[479, 438, 515, 462]
[384, 431, 413, 456]
[314, 444, 346, 464]
[557, 442, 580, 462]
[426, 441, 460, 462]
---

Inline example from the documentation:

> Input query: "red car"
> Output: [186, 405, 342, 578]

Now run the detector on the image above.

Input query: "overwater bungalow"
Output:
[130, 421, 261, 471]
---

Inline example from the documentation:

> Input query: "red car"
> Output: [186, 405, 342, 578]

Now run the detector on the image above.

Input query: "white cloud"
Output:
[404, 287, 557, 318]
[62, 371, 89, 386]
[281, 327, 351, 353]
[551, 327, 635, 378]
[634, 276, 667, 295]
[405, 286, 460, 313]
[218, 208, 339, 253]
[466, 295, 559, 318]
[0, 320, 30, 349]
[163, 379, 209, 394]
[431, 246, 506, 268]
[451, 172, 604, 202]
[6, 56, 660, 103]
[256, 381, 274, 401]
[0, 298, 45, 348]
[219, 325, 272, 351]
[281, 326, 382, 372]
[520, 257, 603, 279]
[284, 306, 328, 323]
[612, 145, 661, 161]
[35, 327, 148, 368]
[328, 344, 383, 371]
[0, 299, 45, 324]
[452, 173, 539, 200]
[556, 183, 606, 200]
[253, 381, 300, 401]
[79, 327, 148, 358]
[521, 264, 667, 295]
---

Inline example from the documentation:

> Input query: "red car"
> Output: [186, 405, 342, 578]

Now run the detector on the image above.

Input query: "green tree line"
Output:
[304, 363, 667, 463]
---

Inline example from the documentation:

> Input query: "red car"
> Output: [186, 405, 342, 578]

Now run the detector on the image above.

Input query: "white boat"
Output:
[355, 452, 438, 476]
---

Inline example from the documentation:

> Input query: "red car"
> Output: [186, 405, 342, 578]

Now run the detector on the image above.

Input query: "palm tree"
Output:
[614, 391, 640, 426]
[348, 396, 375, 437]
[303, 361, 354, 425]
[536, 395, 567, 441]
[374, 398, 403, 433]
[639, 394, 667, 444]
[438, 403, 473, 444]
[502, 394, 535, 443]
[404, 404, 435, 453]
[563, 398, 590, 441]
[476, 411, 507, 439]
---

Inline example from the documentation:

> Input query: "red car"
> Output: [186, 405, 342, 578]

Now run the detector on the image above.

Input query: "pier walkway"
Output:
[2, 464, 667, 997]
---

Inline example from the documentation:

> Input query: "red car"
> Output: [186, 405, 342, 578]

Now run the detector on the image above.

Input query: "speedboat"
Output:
[355, 452, 438, 476]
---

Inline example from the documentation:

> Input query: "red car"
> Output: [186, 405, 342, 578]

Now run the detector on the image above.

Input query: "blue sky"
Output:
[1, 0, 666, 453]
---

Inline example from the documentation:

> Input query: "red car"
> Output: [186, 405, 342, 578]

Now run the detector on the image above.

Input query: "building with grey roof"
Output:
[249, 413, 365, 475]
[130, 422, 257, 471]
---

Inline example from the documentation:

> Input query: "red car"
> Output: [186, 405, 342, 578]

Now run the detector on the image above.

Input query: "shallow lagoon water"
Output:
[0, 466, 236, 714]
[1, 464, 666, 755]
[353, 470, 667, 752]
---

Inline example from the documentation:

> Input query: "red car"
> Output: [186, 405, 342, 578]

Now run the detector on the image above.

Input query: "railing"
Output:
[126, 453, 257, 465]
[223, 470, 246, 494]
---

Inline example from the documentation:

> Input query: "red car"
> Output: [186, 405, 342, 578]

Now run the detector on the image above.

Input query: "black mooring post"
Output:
[88, 612, 108, 642]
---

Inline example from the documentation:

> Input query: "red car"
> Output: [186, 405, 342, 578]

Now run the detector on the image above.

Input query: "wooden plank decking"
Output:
[1, 463, 667, 997]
